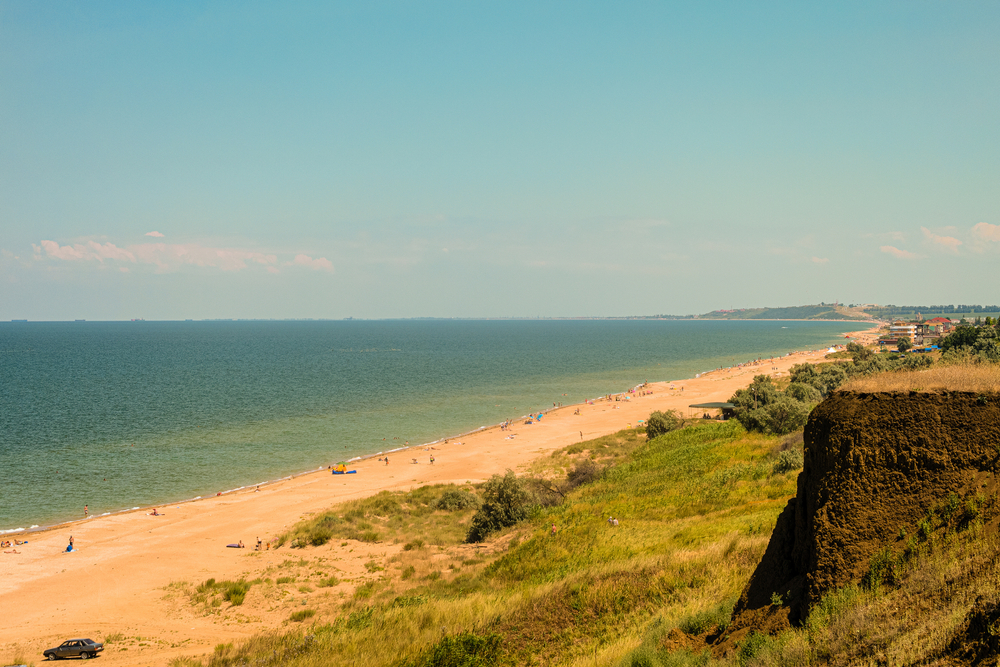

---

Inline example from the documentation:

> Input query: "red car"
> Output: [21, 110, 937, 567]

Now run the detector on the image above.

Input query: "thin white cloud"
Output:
[145, 231, 165, 238]
[289, 254, 334, 272]
[880, 245, 921, 260]
[33, 238, 295, 272]
[811, 257, 829, 264]
[34, 240, 136, 263]
[972, 222, 1000, 242]
[921, 227, 962, 252]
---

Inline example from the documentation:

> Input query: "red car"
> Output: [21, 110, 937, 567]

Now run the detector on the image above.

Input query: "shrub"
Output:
[432, 488, 480, 511]
[646, 410, 681, 439]
[399, 631, 503, 667]
[730, 375, 781, 412]
[862, 547, 899, 589]
[737, 631, 771, 665]
[466, 471, 531, 543]
[317, 576, 339, 588]
[847, 341, 874, 361]
[309, 527, 332, 546]
[288, 609, 315, 622]
[735, 396, 810, 436]
[223, 580, 252, 606]
[772, 448, 804, 475]
[566, 459, 603, 488]
[785, 382, 822, 404]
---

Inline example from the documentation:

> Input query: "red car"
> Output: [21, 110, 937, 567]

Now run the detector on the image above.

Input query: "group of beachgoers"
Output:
[2, 537, 28, 553]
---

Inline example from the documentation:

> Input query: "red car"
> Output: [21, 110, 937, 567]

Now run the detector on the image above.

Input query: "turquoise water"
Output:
[0, 319, 857, 530]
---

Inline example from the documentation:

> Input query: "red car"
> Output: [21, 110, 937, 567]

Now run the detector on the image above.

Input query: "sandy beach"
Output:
[0, 326, 877, 665]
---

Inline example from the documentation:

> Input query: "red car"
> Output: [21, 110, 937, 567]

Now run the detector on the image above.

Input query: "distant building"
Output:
[889, 321, 917, 340]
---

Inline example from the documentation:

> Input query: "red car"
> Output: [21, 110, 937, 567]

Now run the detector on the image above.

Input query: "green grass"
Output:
[188, 577, 260, 608]
[279, 484, 481, 549]
[169, 421, 802, 666]
[289, 609, 317, 622]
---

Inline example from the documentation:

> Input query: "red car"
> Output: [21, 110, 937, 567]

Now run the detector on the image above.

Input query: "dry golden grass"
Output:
[838, 363, 1000, 393]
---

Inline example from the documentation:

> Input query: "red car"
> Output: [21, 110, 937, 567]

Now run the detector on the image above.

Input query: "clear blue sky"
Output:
[2, 2, 998, 319]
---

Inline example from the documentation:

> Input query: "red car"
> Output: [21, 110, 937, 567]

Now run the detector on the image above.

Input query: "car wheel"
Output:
[46, 654, 57, 661]
[80, 652, 90, 660]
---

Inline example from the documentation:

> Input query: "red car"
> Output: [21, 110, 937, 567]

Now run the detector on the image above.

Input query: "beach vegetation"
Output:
[289, 609, 316, 622]
[465, 471, 531, 543]
[279, 484, 481, 549]
[646, 410, 681, 439]
[186, 577, 260, 609]
[432, 488, 481, 511]
[173, 420, 800, 666]
[172, 397, 1000, 667]
[771, 448, 803, 475]
[845, 341, 873, 362]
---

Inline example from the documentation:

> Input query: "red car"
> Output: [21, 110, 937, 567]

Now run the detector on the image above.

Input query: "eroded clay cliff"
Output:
[724, 391, 1000, 640]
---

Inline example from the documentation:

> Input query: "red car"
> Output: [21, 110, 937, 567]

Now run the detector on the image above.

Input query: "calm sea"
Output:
[0, 319, 858, 531]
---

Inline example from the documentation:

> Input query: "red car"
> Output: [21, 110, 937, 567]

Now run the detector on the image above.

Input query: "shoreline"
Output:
[0, 326, 879, 665]
[4, 325, 878, 539]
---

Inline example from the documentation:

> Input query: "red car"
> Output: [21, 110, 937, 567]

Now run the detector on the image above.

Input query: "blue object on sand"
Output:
[65, 545, 74, 552]
[332, 470, 357, 474]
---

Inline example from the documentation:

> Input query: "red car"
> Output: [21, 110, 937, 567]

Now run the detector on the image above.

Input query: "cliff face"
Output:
[725, 391, 1000, 638]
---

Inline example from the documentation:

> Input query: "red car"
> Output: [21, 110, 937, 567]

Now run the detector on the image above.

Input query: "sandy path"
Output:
[0, 326, 876, 665]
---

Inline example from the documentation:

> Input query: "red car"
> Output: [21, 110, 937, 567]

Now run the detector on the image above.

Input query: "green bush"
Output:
[784, 382, 821, 404]
[737, 631, 770, 665]
[646, 410, 681, 439]
[772, 448, 804, 475]
[846, 341, 874, 361]
[432, 488, 481, 511]
[288, 609, 315, 622]
[400, 631, 503, 667]
[736, 396, 810, 435]
[729, 376, 780, 412]
[309, 527, 333, 546]
[566, 459, 603, 488]
[466, 471, 531, 543]
[223, 580, 252, 606]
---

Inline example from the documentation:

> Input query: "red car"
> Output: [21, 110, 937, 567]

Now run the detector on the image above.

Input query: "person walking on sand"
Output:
[385, 456, 389, 466]
[430, 455, 435, 464]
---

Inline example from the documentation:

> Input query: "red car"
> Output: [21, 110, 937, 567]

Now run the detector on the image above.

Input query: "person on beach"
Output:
[84, 505, 88, 517]
[385, 457, 389, 466]
[430, 455, 435, 464]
